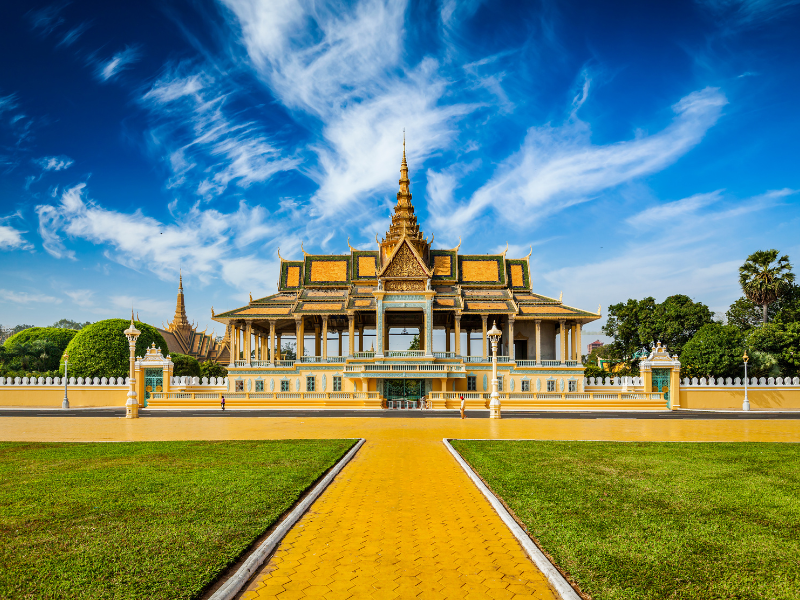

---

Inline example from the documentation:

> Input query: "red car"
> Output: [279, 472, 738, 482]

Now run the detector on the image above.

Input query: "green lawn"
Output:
[451, 440, 800, 600]
[0, 439, 356, 600]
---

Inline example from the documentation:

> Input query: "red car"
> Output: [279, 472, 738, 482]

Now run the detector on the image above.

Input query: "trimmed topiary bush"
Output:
[170, 353, 201, 377]
[3, 328, 78, 372]
[62, 319, 168, 378]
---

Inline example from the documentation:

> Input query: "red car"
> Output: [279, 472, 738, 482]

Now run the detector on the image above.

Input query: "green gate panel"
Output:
[652, 368, 671, 408]
[144, 368, 163, 407]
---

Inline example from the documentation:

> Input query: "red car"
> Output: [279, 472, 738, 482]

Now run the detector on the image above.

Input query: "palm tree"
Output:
[739, 250, 795, 323]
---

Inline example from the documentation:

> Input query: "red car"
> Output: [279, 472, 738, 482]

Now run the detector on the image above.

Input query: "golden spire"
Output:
[169, 271, 189, 331]
[378, 134, 430, 265]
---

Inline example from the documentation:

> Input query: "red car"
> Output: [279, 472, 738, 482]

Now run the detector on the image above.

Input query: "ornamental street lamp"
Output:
[742, 351, 750, 412]
[62, 352, 69, 409]
[124, 316, 141, 419]
[487, 320, 503, 419]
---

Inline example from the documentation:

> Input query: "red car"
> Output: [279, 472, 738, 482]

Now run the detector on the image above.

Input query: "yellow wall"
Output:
[0, 387, 126, 408]
[680, 388, 800, 411]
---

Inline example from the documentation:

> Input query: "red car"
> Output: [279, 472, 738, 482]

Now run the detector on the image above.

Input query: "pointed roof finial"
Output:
[402, 128, 406, 165]
[179, 268, 183, 291]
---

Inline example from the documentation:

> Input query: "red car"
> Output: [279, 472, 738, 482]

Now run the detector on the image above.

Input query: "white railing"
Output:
[352, 352, 375, 359]
[540, 360, 561, 367]
[427, 391, 664, 402]
[586, 376, 643, 387]
[564, 360, 579, 367]
[250, 360, 270, 367]
[345, 363, 466, 373]
[233, 360, 247, 367]
[170, 376, 228, 386]
[463, 356, 489, 363]
[386, 350, 426, 358]
[433, 352, 458, 359]
[299, 356, 324, 363]
[515, 360, 537, 367]
[682, 376, 800, 387]
[277, 360, 295, 367]
[0, 376, 129, 386]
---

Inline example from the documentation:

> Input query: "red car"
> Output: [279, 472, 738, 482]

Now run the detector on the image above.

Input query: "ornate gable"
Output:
[381, 240, 430, 278]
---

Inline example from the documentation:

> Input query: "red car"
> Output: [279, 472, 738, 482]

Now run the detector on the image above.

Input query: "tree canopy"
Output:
[170, 353, 201, 377]
[62, 319, 168, 378]
[739, 249, 795, 323]
[602, 295, 715, 371]
[679, 324, 745, 379]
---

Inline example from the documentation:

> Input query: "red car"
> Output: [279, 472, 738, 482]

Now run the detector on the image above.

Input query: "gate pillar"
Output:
[640, 342, 682, 410]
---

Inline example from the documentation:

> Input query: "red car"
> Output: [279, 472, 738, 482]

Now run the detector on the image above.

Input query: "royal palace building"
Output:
[212, 145, 600, 408]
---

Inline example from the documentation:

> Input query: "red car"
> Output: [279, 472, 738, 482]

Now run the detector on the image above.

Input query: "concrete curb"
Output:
[443, 438, 582, 600]
[209, 438, 365, 600]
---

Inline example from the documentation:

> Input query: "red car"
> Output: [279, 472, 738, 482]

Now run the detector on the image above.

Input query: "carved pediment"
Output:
[380, 239, 431, 280]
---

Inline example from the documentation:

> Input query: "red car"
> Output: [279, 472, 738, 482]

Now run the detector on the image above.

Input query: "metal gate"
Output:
[652, 368, 670, 408]
[384, 379, 424, 406]
[144, 368, 163, 407]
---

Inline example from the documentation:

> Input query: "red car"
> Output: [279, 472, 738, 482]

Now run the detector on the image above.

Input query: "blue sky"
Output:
[1, 0, 799, 345]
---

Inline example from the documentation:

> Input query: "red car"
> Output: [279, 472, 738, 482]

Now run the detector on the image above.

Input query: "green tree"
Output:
[739, 249, 795, 323]
[279, 343, 296, 361]
[408, 334, 420, 351]
[679, 323, 745, 379]
[603, 297, 657, 365]
[62, 319, 168, 379]
[779, 322, 800, 376]
[639, 294, 715, 356]
[52, 318, 92, 330]
[200, 361, 228, 379]
[3, 327, 78, 372]
[170, 353, 201, 377]
[727, 284, 800, 331]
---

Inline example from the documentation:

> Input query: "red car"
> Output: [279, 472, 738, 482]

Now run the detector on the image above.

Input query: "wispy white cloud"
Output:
[0, 289, 61, 304]
[26, 4, 67, 37]
[219, 0, 481, 220]
[109, 295, 174, 318]
[65, 289, 95, 307]
[0, 213, 33, 251]
[35, 155, 74, 172]
[626, 188, 796, 229]
[0, 94, 17, 114]
[35, 182, 290, 295]
[96, 45, 142, 82]
[141, 63, 300, 199]
[57, 22, 90, 48]
[626, 191, 723, 228]
[697, 0, 800, 25]
[428, 87, 728, 235]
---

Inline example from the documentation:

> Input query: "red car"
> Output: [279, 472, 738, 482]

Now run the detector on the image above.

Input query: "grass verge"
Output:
[0, 439, 356, 599]
[451, 440, 800, 600]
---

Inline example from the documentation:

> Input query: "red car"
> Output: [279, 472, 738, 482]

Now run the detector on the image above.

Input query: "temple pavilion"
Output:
[212, 144, 600, 407]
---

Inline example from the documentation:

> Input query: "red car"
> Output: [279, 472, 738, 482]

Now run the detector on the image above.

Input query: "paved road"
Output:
[1, 408, 798, 419]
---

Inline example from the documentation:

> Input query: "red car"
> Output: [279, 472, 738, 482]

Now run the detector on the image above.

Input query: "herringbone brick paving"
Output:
[239, 436, 558, 600]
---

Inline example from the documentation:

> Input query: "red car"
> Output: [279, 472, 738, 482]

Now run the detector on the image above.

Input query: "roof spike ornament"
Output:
[559, 291, 563, 303]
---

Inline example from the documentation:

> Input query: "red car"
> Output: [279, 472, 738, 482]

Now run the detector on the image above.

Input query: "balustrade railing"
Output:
[433, 352, 458, 359]
[515, 360, 537, 367]
[540, 360, 561, 367]
[564, 360, 579, 367]
[233, 360, 247, 367]
[462, 356, 489, 363]
[385, 350, 426, 358]
[345, 363, 466, 373]
[351, 352, 375, 359]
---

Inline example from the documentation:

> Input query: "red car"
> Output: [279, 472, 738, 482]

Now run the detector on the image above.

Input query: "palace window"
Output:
[235, 380, 244, 392]
[333, 376, 342, 392]
[467, 376, 476, 391]
[306, 376, 315, 392]
[568, 380, 577, 392]
[280, 380, 289, 392]
[521, 380, 530, 392]
[255, 380, 264, 392]
[546, 379, 556, 392]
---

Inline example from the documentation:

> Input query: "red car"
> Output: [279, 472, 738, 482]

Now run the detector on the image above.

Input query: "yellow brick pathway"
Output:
[239, 436, 558, 600]
[2, 416, 797, 600]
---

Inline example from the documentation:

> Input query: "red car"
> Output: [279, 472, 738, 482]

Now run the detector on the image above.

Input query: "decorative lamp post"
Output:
[62, 352, 69, 409]
[487, 320, 503, 419]
[124, 316, 141, 419]
[742, 351, 750, 412]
